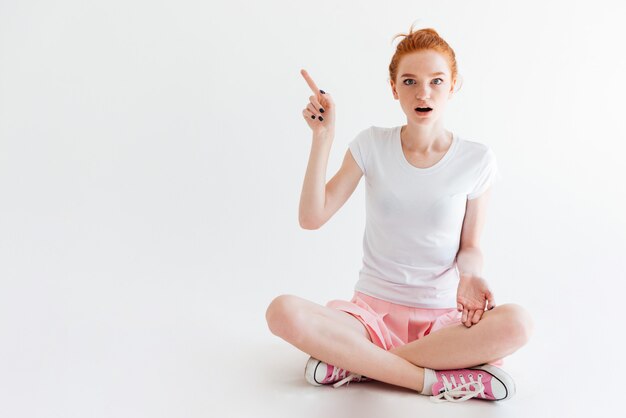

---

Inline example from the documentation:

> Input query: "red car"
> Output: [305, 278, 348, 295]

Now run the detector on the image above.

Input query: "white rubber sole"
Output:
[472, 364, 516, 400]
[304, 356, 324, 386]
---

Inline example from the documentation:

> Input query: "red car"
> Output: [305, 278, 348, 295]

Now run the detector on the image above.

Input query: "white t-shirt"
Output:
[348, 125, 499, 308]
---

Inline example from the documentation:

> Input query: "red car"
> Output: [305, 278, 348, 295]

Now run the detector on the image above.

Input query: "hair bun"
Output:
[416, 27, 440, 37]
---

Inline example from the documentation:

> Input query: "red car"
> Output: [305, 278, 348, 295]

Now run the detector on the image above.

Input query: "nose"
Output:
[415, 83, 431, 100]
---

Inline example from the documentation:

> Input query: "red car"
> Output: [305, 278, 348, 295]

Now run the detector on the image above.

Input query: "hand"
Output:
[456, 274, 496, 328]
[300, 69, 336, 135]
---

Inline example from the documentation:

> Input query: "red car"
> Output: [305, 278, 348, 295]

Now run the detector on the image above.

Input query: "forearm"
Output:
[455, 246, 484, 278]
[298, 131, 334, 228]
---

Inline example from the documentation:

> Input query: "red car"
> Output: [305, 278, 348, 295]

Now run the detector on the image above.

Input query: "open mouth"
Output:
[415, 107, 433, 113]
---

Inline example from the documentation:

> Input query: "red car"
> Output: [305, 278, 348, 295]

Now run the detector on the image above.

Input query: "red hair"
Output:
[388, 24, 461, 92]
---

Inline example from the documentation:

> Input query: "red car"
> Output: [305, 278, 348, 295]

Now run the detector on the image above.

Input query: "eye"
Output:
[403, 79, 415, 85]
[433, 78, 444, 85]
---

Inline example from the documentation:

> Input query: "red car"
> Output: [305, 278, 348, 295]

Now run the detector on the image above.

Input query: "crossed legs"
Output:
[265, 294, 532, 393]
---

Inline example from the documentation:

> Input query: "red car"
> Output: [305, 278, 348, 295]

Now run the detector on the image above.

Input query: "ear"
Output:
[449, 75, 462, 98]
[390, 79, 399, 100]
[448, 80, 456, 99]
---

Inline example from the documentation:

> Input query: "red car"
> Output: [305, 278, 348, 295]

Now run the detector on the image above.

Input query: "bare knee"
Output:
[494, 303, 534, 348]
[265, 294, 308, 343]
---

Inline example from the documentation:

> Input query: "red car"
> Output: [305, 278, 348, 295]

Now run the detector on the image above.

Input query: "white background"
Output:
[1, 0, 625, 417]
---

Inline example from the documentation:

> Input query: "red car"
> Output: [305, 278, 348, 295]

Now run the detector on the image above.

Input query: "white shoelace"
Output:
[332, 371, 363, 388]
[429, 373, 486, 403]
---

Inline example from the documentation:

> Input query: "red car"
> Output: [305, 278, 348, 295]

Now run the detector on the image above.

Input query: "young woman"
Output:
[265, 26, 533, 403]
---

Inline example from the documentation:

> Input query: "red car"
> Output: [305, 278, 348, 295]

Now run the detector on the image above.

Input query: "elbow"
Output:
[299, 218, 320, 230]
[299, 214, 322, 230]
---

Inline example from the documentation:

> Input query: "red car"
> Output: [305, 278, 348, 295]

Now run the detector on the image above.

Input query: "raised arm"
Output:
[297, 69, 363, 229]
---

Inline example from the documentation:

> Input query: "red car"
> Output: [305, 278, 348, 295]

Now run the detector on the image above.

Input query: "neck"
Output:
[400, 123, 451, 154]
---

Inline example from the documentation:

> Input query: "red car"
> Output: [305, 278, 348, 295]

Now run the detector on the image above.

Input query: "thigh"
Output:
[396, 309, 504, 368]
[269, 294, 372, 341]
[315, 297, 373, 340]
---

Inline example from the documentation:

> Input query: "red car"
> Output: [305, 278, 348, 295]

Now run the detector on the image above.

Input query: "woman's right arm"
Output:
[299, 134, 363, 230]
[298, 69, 363, 229]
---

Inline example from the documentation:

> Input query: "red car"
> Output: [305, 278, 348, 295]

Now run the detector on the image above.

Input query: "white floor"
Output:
[1, 291, 616, 418]
[218, 310, 616, 418]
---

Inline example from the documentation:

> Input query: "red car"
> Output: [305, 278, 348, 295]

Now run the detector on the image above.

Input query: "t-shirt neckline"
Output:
[394, 125, 459, 174]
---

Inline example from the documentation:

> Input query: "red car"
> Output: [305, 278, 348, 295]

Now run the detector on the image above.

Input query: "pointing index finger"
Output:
[300, 69, 322, 96]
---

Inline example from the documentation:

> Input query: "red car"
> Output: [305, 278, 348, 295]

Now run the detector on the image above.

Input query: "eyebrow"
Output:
[400, 72, 446, 78]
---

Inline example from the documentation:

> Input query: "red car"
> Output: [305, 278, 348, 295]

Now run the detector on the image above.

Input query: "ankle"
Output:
[419, 368, 437, 395]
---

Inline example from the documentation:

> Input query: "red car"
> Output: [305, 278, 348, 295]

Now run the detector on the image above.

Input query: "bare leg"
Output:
[389, 304, 533, 370]
[266, 294, 426, 392]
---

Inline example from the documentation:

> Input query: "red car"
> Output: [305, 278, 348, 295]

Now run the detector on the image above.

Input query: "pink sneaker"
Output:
[429, 364, 516, 402]
[304, 356, 371, 388]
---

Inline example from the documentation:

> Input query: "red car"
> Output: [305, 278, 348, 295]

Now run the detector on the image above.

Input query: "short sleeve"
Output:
[467, 147, 499, 200]
[348, 127, 371, 176]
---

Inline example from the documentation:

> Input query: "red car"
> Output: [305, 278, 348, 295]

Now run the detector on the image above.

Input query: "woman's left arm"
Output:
[456, 246, 483, 278]
[456, 188, 496, 327]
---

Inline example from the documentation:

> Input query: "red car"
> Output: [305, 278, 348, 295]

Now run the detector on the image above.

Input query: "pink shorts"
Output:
[326, 291, 504, 367]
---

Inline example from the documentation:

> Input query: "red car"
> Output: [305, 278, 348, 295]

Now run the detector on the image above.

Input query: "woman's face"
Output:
[390, 49, 456, 125]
